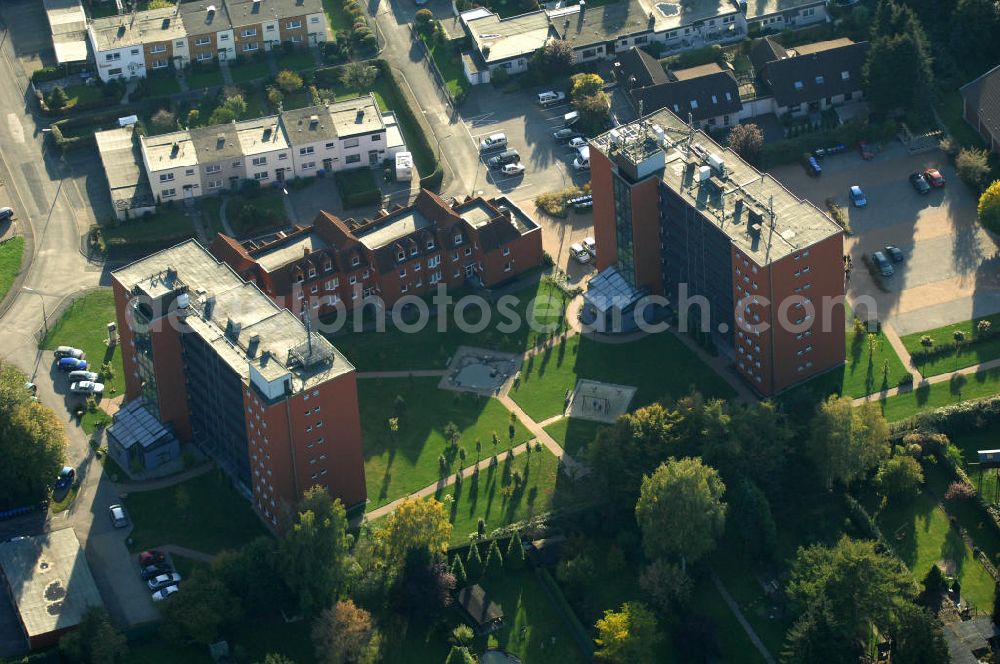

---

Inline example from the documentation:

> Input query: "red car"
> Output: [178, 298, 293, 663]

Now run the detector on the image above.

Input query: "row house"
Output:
[135, 94, 405, 202]
[209, 189, 544, 317]
[89, 0, 327, 81]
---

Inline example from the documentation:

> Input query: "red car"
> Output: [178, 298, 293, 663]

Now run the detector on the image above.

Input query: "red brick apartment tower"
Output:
[112, 241, 366, 526]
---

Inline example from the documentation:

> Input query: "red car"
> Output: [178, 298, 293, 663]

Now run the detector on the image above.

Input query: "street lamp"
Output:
[22, 287, 48, 339]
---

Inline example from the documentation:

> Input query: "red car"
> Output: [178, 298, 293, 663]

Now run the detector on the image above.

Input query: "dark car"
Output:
[805, 155, 822, 176]
[487, 149, 521, 169]
[54, 467, 75, 490]
[872, 251, 894, 277]
[140, 563, 174, 581]
[57, 357, 88, 372]
[909, 172, 930, 194]
[884, 245, 905, 263]
[139, 550, 167, 566]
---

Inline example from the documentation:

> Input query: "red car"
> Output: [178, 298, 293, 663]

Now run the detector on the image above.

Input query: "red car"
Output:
[138, 550, 166, 566]
[923, 168, 946, 187]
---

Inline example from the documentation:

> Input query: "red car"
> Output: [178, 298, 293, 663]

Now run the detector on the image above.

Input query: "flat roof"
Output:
[235, 116, 288, 156]
[0, 529, 103, 640]
[255, 234, 330, 272]
[113, 240, 354, 392]
[95, 126, 153, 208]
[43, 0, 88, 63]
[466, 10, 554, 63]
[592, 109, 841, 265]
[190, 123, 244, 164]
[179, 0, 233, 35]
[329, 95, 384, 137]
[744, 0, 825, 20]
[356, 209, 433, 250]
[280, 93, 382, 146]
[672, 62, 724, 80]
[141, 130, 199, 171]
[225, 0, 323, 26]
[791, 38, 855, 55]
[553, 1, 656, 47]
[90, 6, 187, 51]
[647, 0, 738, 32]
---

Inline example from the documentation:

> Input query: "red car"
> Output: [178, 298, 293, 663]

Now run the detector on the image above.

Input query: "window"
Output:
[793, 81, 803, 90]
[452, 251, 459, 262]
[413, 263, 421, 272]
[161, 188, 176, 197]
[362, 270, 369, 279]
[690, 99, 699, 109]
[176, 40, 185, 47]
[343, 138, 360, 148]
[152, 59, 168, 69]
[310, 15, 320, 22]
[233, 160, 241, 167]
[195, 36, 211, 46]
[310, 285, 318, 294]
[351, 256, 360, 267]
[397, 250, 406, 261]
[634, 36, 647, 45]
[184, 168, 194, 176]
[208, 179, 222, 189]
[711, 95, 718, 104]
[371, 134, 381, 141]
[464, 247, 472, 256]
[399, 268, 406, 277]
[286, 20, 302, 29]
[159, 173, 174, 182]
[427, 255, 440, 268]
[206, 164, 222, 175]
[266, 24, 275, 31]
[324, 279, 336, 290]
[426, 240, 435, 250]
[243, 42, 259, 52]
[504, 261, 512, 272]
[308, 268, 316, 278]
[291, 35, 304, 43]
[345, 154, 360, 164]
[299, 146, 315, 155]
[502, 247, 510, 256]
[672, 104, 680, 113]
[815, 75, 824, 85]
[241, 28, 257, 37]
[254, 171, 269, 180]
[302, 162, 315, 170]
[841, 70, 850, 80]
[150, 44, 166, 54]
[252, 156, 267, 166]
[401, 284, 408, 293]
[220, 33, 230, 40]
[278, 153, 287, 160]
[454, 234, 463, 246]
[349, 275, 357, 285]
[410, 246, 418, 256]
[130, 48, 139, 55]
[105, 53, 121, 62]
[109, 67, 122, 75]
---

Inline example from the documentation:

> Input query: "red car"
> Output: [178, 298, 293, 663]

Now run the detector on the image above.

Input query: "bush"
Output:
[978, 180, 1000, 234]
[956, 147, 991, 191]
[31, 67, 64, 84]
[920, 335, 933, 347]
[945, 480, 977, 501]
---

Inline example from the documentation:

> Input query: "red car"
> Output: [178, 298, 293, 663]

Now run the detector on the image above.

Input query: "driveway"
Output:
[769, 143, 1000, 335]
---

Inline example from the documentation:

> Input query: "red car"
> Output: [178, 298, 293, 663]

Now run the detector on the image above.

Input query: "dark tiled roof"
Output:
[761, 40, 869, 108]
[633, 70, 742, 122]
[554, 2, 653, 48]
[748, 36, 787, 74]
[614, 46, 668, 89]
[961, 64, 1000, 144]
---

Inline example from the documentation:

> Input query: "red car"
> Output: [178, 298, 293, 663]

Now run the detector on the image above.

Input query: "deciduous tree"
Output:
[875, 455, 924, 499]
[311, 599, 382, 664]
[958, 147, 991, 190]
[594, 602, 661, 664]
[212, 536, 289, 616]
[635, 458, 726, 570]
[275, 69, 304, 94]
[339, 61, 378, 90]
[638, 559, 692, 619]
[536, 39, 574, 79]
[978, 180, 1000, 233]
[391, 548, 455, 622]
[805, 397, 889, 488]
[570, 73, 604, 100]
[726, 123, 764, 166]
[159, 571, 244, 646]
[58, 607, 128, 664]
[374, 497, 452, 568]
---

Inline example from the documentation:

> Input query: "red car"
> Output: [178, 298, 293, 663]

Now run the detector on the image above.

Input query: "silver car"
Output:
[54, 346, 84, 359]
[68, 370, 99, 383]
[152, 585, 179, 602]
[148, 573, 182, 592]
[70, 381, 104, 395]
[109, 504, 128, 528]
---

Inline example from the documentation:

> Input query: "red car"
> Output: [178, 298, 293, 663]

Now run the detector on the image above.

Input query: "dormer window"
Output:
[690, 100, 698, 109]
[454, 234, 463, 246]
[410, 246, 418, 256]
[296, 273, 304, 283]
[308, 268, 316, 278]
[324, 261, 332, 271]
[397, 250, 405, 261]
[351, 256, 360, 267]
[426, 240, 435, 250]
[711, 95, 717, 104]
[841, 70, 850, 80]
[814, 75, 824, 85]
[793, 81, 803, 90]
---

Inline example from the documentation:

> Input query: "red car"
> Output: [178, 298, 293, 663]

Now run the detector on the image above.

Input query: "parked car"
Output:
[479, 133, 507, 152]
[573, 146, 590, 171]
[568, 194, 593, 210]
[108, 504, 128, 528]
[501, 162, 526, 176]
[570, 243, 591, 264]
[552, 128, 584, 142]
[923, 168, 946, 187]
[147, 573, 182, 592]
[54, 346, 84, 360]
[151, 585, 179, 602]
[54, 467, 75, 490]
[57, 358, 88, 372]
[909, 172, 930, 194]
[858, 141, 876, 160]
[537, 91, 565, 106]
[872, 251, 894, 277]
[68, 370, 99, 383]
[487, 149, 520, 169]
[0, 207, 13, 221]
[805, 155, 822, 176]
[567, 137, 588, 149]
[139, 550, 167, 566]
[140, 563, 174, 581]
[582, 237, 596, 255]
[70, 381, 104, 395]
[884, 245, 905, 263]
[849, 185, 867, 207]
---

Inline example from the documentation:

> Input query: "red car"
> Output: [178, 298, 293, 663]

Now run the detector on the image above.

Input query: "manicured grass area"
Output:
[689, 576, 768, 664]
[321, 0, 354, 33]
[100, 208, 197, 254]
[900, 311, 1000, 376]
[62, 84, 104, 109]
[922, 459, 1000, 566]
[335, 166, 380, 207]
[0, 236, 24, 305]
[230, 59, 272, 84]
[711, 541, 789, 656]
[49, 485, 79, 514]
[227, 190, 289, 237]
[876, 490, 996, 611]
[438, 446, 566, 545]
[129, 615, 313, 664]
[329, 277, 570, 371]
[938, 88, 990, 150]
[81, 408, 113, 435]
[542, 417, 609, 458]
[186, 64, 225, 89]
[876, 367, 1000, 422]
[41, 289, 126, 396]
[421, 38, 469, 100]
[168, 554, 211, 581]
[280, 89, 314, 110]
[147, 73, 182, 97]
[359, 378, 532, 509]
[276, 49, 316, 72]
[510, 332, 736, 422]
[122, 469, 268, 554]
[199, 196, 226, 236]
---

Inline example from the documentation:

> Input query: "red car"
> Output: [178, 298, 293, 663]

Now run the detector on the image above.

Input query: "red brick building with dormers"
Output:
[210, 189, 543, 317]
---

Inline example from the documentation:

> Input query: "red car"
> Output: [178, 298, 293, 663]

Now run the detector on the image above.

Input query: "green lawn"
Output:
[199, 196, 226, 237]
[900, 312, 1000, 377]
[280, 89, 314, 110]
[147, 73, 181, 97]
[41, 289, 126, 396]
[542, 417, 609, 458]
[329, 277, 569, 371]
[321, 0, 354, 33]
[230, 59, 272, 84]
[510, 332, 736, 422]
[422, 37, 469, 100]
[49, 485, 79, 514]
[689, 576, 768, 664]
[276, 49, 316, 72]
[122, 469, 268, 554]
[62, 84, 104, 109]
[948, 429, 1000, 498]
[359, 378, 532, 509]
[129, 614, 313, 664]
[187, 64, 225, 89]
[0, 236, 24, 304]
[438, 446, 569, 545]
[877, 490, 996, 611]
[875, 367, 1000, 422]
[100, 208, 197, 254]
[81, 407, 113, 435]
[938, 88, 989, 150]
[922, 459, 1000, 567]
[227, 191, 289, 237]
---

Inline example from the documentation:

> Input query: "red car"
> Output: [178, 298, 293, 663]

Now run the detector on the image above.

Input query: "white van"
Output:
[563, 111, 579, 126]
[537, 91, 566, 106]
[479, 133, 508, 152]
[573, 145, 590, 171]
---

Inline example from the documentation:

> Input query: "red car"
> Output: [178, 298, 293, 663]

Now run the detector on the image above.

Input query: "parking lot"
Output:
[771, 143, 1000, 335]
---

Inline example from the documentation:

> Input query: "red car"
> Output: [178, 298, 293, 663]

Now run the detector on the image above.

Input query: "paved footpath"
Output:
[852, 354, 1000, 406]
[357, 369, 448, 379]
[711, 572, 776, 664]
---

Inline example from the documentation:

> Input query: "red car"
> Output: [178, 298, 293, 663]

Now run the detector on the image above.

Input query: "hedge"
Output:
[372, 60, 442, 191]
[902, 394, 1000, 437]
[31, 67, 64, 84]
[910, 328, 1000, 365]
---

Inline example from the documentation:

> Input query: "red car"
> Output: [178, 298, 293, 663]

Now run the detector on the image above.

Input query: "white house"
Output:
[236, 116, 293, 184]
[140, 130, 204, 202]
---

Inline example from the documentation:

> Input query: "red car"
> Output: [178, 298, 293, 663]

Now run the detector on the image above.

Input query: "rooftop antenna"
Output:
[304, 312, 313, 358]
[686, 112, 695, 149]
[638, 98, 644, 119]
[768, 195, 775, 227]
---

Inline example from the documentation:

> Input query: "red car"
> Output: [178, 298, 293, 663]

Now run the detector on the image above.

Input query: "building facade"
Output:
[210, 189, 544, 317]
[961, 64, 1000, 154]
[586, 111, 845, 396]
[111, 240, 367, 526]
